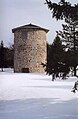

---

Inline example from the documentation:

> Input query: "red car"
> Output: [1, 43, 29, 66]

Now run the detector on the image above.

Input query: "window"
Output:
[22, 31, 27, 39]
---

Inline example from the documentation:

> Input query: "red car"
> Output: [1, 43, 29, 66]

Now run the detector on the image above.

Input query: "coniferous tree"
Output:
[0, 41, 4, 71]
[45, 0, 78, 77]
[5, 45, 14, 68]
[57, 20, 78, 76]
[0, 43, 14, 70]
[43, 36, 69, 80]
[45, 0, 78, 21]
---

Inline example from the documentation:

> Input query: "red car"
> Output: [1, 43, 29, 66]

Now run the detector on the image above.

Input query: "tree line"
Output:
[0, 41, 14, 71]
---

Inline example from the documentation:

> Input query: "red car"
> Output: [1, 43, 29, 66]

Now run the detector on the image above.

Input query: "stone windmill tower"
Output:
[12, 24, 49, 73]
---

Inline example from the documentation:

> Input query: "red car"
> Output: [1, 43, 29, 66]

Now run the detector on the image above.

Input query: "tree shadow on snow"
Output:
[0, 98, 78, 119]
[21, 85, 72, 89]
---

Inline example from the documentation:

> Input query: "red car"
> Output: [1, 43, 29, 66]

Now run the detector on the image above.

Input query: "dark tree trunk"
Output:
[0, 41, 4, 72]
[74, 66, 76, 76]
[73, 28, 76, 76]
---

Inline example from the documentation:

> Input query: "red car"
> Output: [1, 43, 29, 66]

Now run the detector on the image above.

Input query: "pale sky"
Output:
[0, 0, 78, 46]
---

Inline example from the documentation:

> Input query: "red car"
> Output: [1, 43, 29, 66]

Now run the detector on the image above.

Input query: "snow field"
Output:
[0, 69, 78, 119]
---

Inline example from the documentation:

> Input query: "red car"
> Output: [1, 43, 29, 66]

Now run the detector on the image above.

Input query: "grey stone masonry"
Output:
[12, 24, 49, 73]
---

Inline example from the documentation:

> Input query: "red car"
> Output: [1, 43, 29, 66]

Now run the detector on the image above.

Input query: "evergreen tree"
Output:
[43, 36, 69, 80]
[0, 41, 4, 71]
[45, 0, 78, 21]
[6, 45, 14, 68]
[45, 0, 78, 77]
[57, 20, 78, 76]
[0, 43, 14, 70]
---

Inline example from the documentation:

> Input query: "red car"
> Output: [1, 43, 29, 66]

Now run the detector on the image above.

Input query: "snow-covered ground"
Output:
[0, 68, 78, 119]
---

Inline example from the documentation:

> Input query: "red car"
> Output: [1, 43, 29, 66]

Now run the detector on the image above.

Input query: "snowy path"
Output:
[0, 70, 78, 119]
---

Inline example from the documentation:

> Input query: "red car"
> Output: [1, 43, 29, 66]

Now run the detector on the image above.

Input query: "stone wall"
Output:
[14, 29, 47, 73]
